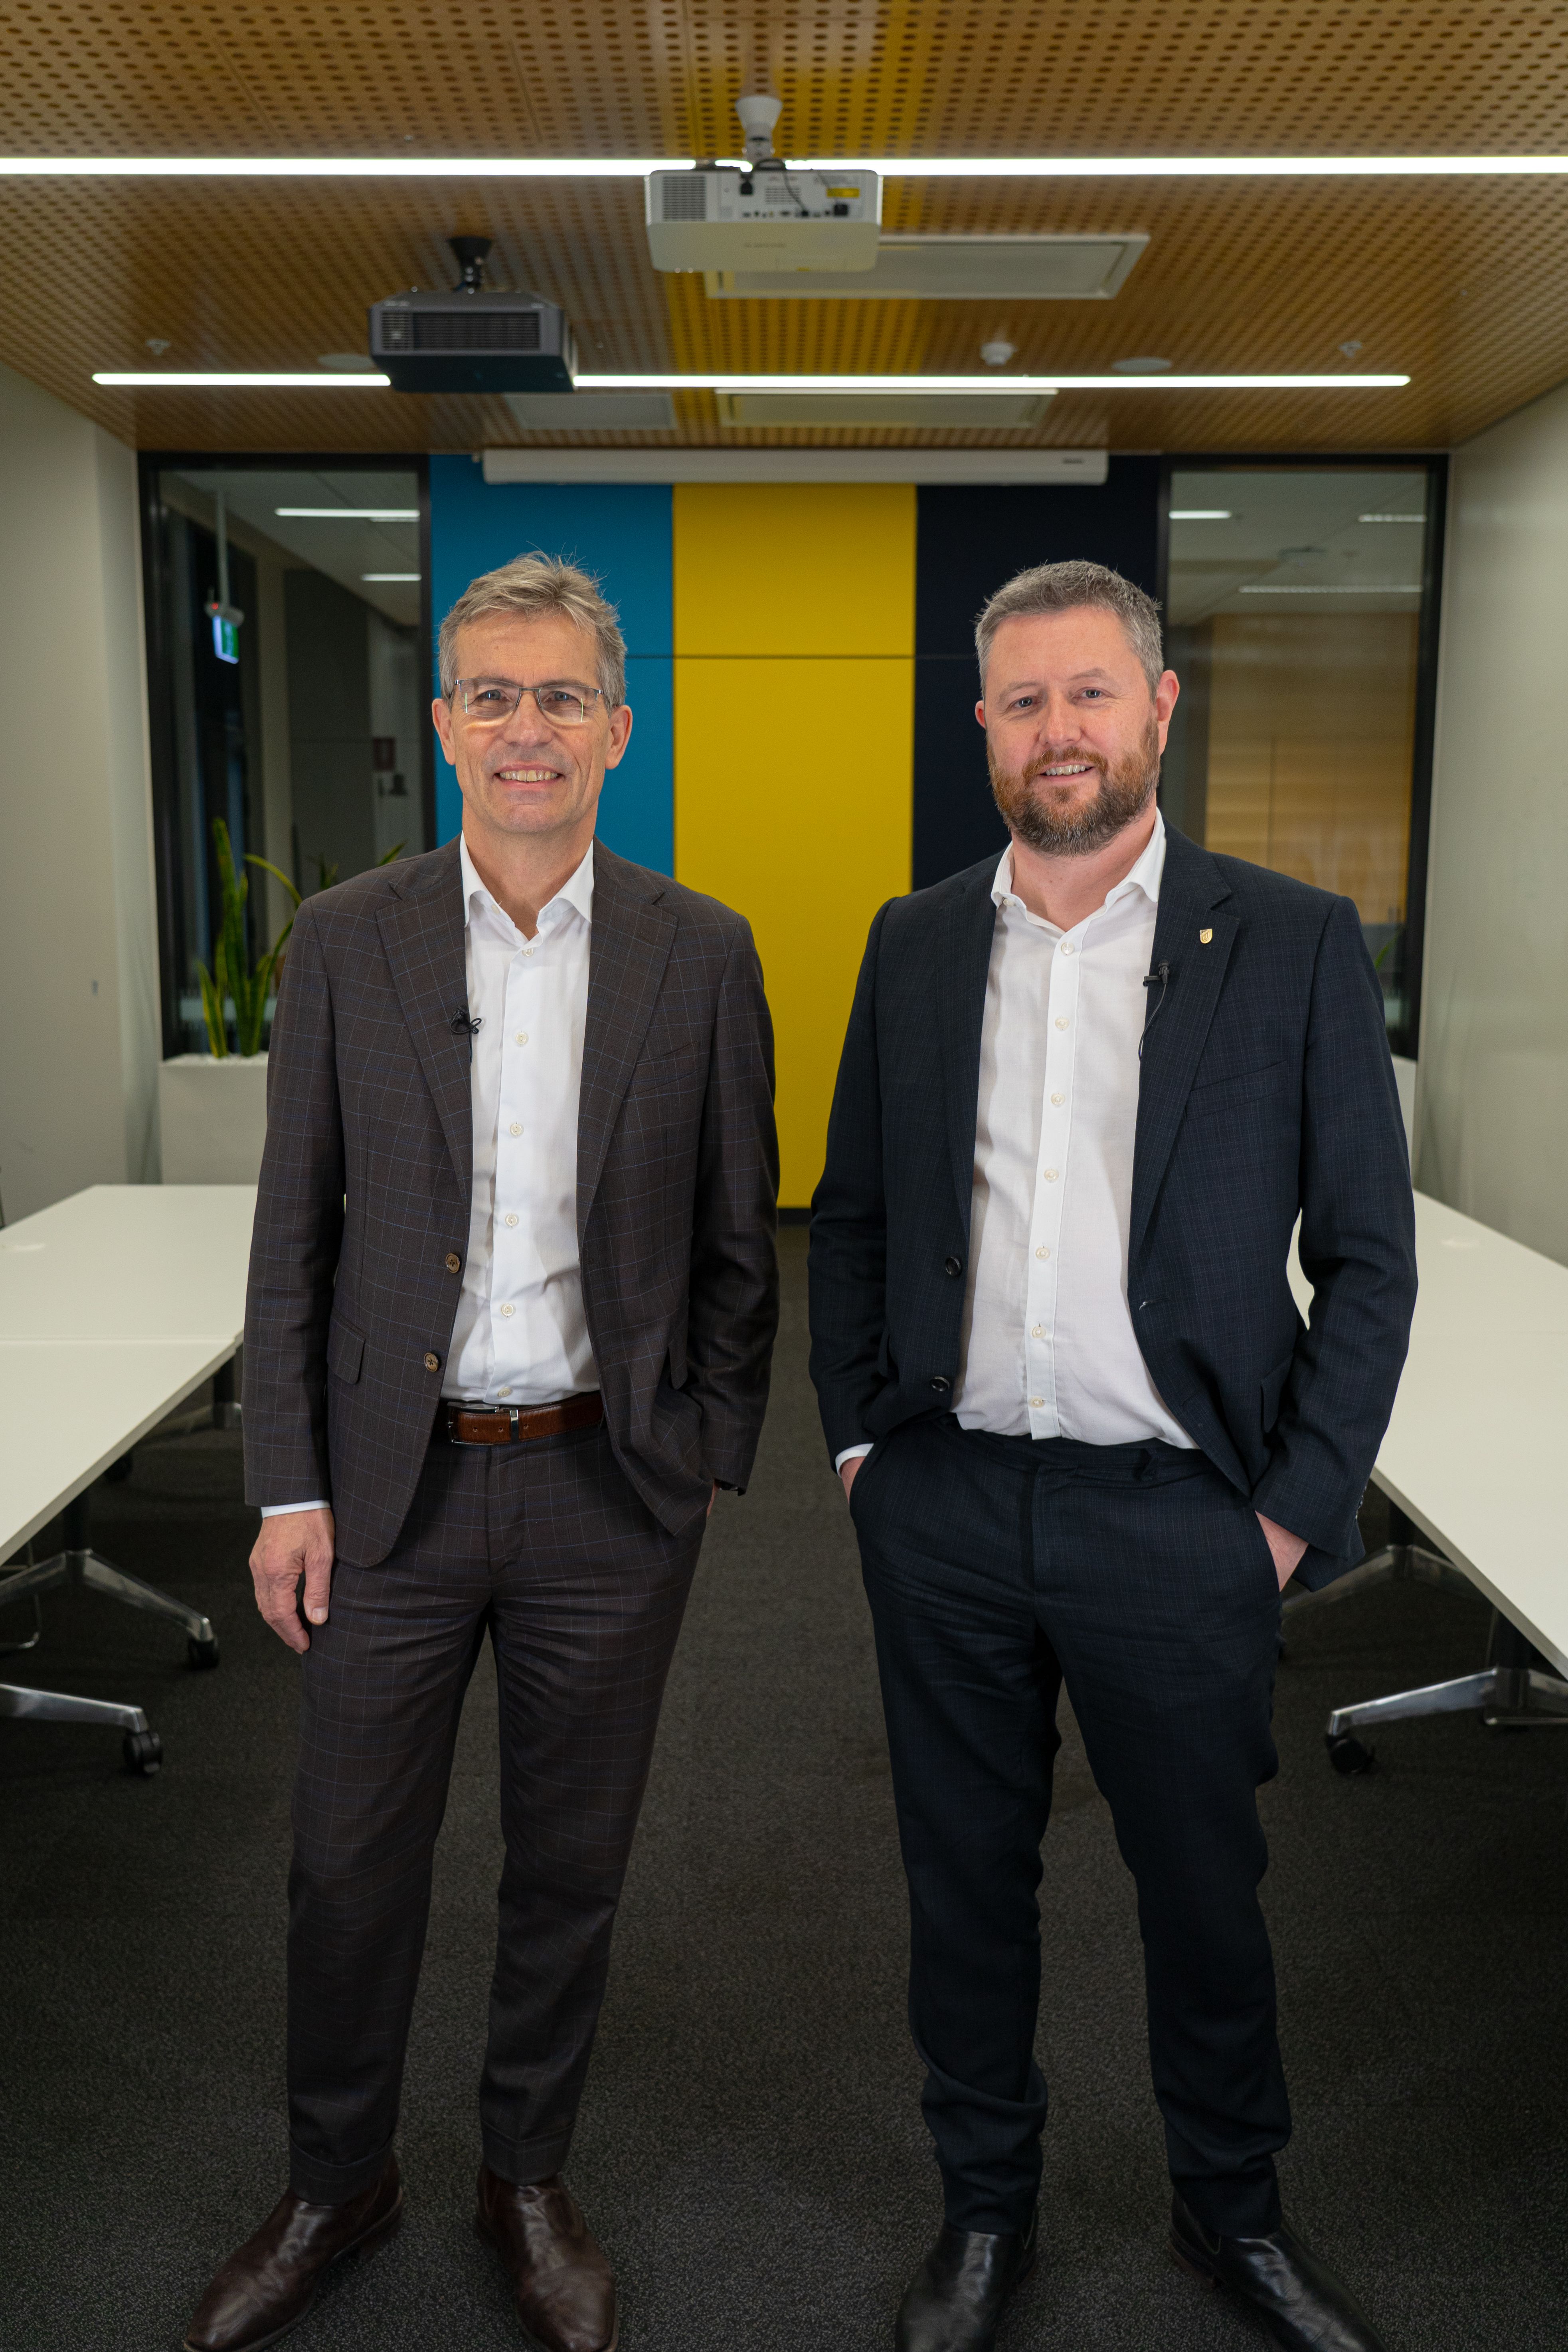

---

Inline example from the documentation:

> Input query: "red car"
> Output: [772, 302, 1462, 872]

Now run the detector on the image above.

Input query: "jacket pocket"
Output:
[327, 1319, 365, 1386]
[1192, 1058, 1286, 1105]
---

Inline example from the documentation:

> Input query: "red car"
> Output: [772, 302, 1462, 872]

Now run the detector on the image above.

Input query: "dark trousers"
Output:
[851, 1416, 1290, 2239]
[287, 1423, 700, 2203]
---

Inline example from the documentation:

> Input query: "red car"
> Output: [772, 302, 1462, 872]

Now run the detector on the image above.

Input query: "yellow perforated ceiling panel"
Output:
[0, 2, 1566, 452]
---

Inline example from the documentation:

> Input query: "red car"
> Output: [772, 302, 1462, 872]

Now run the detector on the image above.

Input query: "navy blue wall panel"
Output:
[427, 458, 674, 871]
[912, 460, 1161, 887]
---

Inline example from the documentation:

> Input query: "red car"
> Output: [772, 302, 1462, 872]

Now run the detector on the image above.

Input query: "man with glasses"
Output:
[187, 556, 779, 2352]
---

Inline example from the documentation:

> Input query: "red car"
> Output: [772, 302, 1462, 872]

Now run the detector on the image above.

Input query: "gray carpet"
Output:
[3, 1229, 1565, 2350]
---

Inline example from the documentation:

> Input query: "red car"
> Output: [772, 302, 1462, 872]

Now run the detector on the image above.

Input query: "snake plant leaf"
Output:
[244, 854, 302, 911]
[196, 959, 228, 1058]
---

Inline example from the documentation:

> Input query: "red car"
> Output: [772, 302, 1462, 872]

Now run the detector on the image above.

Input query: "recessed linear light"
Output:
[277, 506, 418, 520]
[92, 366, 1408, 395]
[362, 572, 421, 582]
[1239, 583, 1422, 593]
[575, 371, 1408, 393]
[1170, 508, 1234, 519]
[15, 152, 1568, 180]
[94, 370, 390, 388]
[1358, 512, 1424, 522]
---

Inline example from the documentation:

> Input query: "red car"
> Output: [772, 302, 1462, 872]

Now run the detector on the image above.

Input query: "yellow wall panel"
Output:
[675, 656, 912, 1206]
[673, 483, 916, 657]
[673, 482, 916, 1207]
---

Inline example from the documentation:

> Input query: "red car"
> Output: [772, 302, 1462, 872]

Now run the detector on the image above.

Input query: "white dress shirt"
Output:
[261, 835, 598, 1515]
[443, 834, 598, 1406]
[836, 809, 1191, 1470]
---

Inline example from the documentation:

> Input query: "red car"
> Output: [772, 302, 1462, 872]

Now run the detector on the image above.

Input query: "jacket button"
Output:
[423, 1352, 440, 1372]
[944, 1255, 962, 1276]
[930, 1375, 951, 1393]
[445, 1252, 461, 1273]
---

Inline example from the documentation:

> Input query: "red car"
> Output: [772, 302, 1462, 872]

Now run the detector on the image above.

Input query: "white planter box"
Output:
[158, 1053, 269, 1183]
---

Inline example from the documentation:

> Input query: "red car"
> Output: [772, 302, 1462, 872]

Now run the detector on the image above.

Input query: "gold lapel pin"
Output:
[1199, 927, 1213, 945]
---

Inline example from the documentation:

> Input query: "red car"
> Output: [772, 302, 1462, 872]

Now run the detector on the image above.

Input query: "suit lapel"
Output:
[577, 843, 678, 1234]
[939, 864, 1002, 1238]
[1130, 826, 1237, 1262]
[376, 838, 474, 1199]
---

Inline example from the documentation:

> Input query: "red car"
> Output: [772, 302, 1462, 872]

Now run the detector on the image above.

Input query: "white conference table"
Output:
[0, 1185, 256, 1770]
[1289, 1189, 1568, 1758]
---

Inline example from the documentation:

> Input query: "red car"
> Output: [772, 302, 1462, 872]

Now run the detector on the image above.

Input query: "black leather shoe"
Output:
[1169, 2191, 1388, 2351]
[184, 2157, 402, 2350]
[895, 2208, 1037, 2352]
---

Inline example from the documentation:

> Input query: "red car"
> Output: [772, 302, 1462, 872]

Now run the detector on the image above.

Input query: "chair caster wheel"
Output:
[123, 1730, 163, 1775]
[188, 1634, 220, 1670]
[1326, 1732, 1376, 1776]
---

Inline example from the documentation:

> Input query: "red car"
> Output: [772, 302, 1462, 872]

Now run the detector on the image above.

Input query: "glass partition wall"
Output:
[1159, 462, 1443, 1056]
[141, 457, 431, 1056]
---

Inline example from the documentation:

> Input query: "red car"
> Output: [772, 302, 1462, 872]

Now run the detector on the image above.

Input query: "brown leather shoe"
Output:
[475, 2163, 617, 2352]
[184, 2156, 402, 2350]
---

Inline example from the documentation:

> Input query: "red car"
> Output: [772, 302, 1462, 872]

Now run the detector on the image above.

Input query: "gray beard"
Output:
[988, 723, 1160, 854]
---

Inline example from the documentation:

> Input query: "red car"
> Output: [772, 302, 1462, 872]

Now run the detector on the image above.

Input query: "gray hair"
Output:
[975, 558, 1164, 693]
[437, 552, 627, 706]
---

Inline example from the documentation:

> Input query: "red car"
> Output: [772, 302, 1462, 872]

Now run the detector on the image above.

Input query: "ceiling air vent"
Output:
[704, 232, 1148, 302]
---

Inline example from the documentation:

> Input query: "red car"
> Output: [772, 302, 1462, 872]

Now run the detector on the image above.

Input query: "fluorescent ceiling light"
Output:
[363, 572, 420, 582]
[95, 366, 1406, 396]
[277, 505, 417, 520]
[13, 153, 1568, 179]
[1240, 583, 1422, 593]
[577, 371, 1408, 392]
[1170, 507, 1234, 518]
[1358, 511, 1424, 522]
[94, 370, 390, 388]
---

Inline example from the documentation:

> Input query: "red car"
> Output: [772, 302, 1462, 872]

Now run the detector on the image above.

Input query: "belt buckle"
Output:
[451, 1404, 517, 1446]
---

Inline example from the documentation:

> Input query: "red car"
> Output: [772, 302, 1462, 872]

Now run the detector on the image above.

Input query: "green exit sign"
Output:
[212, 613, 239, 664]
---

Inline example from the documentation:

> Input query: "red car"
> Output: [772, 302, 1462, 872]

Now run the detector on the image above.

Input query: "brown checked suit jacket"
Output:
[242, 835, 780, 1565]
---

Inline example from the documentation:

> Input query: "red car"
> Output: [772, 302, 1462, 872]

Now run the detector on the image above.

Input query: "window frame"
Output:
[138, 449, 433, 1059]
[1155, 449, 1448, 1062]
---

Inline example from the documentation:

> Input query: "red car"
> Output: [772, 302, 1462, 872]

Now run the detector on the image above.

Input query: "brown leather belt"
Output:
[438, 1393, 604, 1447]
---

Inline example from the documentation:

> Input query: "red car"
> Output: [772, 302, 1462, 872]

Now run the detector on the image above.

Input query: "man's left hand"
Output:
[1257, 1511, 1308, 1590]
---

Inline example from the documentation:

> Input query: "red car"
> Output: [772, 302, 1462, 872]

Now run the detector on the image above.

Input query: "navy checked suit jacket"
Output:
[807, 824, 1417, 1588]
[243, 836, 780, 1564]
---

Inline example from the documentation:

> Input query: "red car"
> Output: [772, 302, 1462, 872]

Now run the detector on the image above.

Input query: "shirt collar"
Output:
[991, 805, 1167, 924]
[459, 833, 595, 937]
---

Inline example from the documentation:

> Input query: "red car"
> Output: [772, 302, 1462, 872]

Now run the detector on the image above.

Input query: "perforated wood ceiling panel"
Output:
[1, 0, 1567, 453]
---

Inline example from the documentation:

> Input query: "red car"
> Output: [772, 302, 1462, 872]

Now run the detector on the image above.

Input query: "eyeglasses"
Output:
[453, 677, 607, 728]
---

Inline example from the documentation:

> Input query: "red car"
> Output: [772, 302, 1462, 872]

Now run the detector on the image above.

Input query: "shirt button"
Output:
[1029, 1395, 1045, 1408]
[498, 1386, 512, 1398]
[423, 1352, 439, 1371]
[1031, 1323, 1044, 1338]
[1042, 1167, 1060, 1182]
[508, 1122, 522, 1136]
[1055, 1015, 1069, 1030]
[444, 1251, 461, 1272]
[499, 1303, 515, 1319]
[1036, 1244, 1050, 1260]
[1051, 1092, 1066, 1106]
[504, 1212, 518, 1228]
[522, 944, 535, 957]
[516, 1031, 528, 1045]
[1060, 943, 1075, 956]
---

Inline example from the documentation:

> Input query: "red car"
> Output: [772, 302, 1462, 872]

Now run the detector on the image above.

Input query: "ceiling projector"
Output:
[369, 237, 577, 394]
[646, 93, 880, 273]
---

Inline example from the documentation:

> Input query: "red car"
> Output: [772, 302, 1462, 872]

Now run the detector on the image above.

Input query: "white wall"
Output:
[0, 360, 160, 1217]
[1420, 378, 1568, 1258]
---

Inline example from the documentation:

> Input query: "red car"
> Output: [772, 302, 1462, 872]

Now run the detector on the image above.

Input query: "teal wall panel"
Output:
[427, 459, 674, 872]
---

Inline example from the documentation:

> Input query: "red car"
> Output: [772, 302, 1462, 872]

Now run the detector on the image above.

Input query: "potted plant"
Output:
[159, 823, 402, 1183]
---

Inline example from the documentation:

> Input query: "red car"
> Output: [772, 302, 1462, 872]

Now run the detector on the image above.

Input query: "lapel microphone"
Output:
[1139, 962, 1172, 1060]
[450, 1006, 482, 1039]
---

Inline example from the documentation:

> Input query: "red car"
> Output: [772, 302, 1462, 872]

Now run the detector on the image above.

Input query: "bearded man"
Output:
[809, 561, 1415, 2352]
